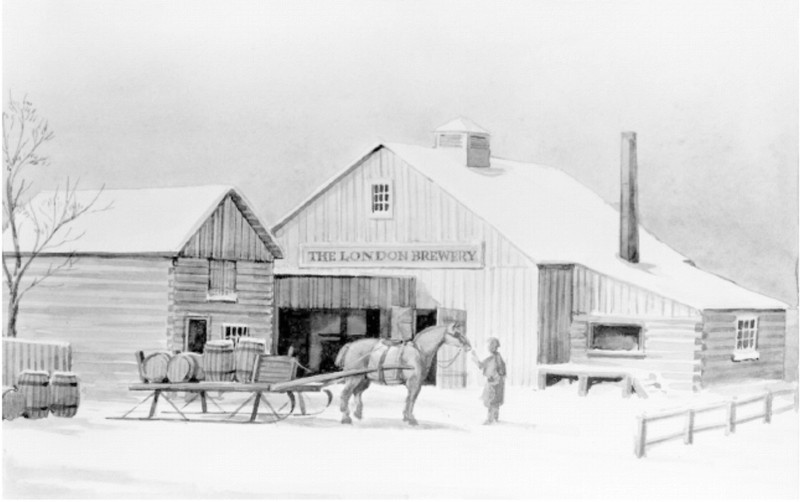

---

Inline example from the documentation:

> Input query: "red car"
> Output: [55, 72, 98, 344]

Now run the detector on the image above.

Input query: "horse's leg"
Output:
[404, 377, 422, 426]
[339, 377, 359, 424]
[352, 377, 370, 420]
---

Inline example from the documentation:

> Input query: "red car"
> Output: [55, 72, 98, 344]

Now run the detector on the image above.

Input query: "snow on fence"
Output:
[2, 338, 72, 387]
[634, 386, 799, 458]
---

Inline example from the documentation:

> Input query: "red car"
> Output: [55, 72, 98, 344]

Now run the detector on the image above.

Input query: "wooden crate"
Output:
[252, 355, 298, 384]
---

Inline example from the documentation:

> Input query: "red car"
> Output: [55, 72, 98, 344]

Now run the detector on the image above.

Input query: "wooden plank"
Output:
[646, 431, 685, 447]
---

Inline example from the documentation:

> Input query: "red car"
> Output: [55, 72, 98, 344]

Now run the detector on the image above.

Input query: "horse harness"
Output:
[376, 339, 416, 385]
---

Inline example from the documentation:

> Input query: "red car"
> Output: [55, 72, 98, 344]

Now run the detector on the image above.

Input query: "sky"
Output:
[2, 0, 798, 304]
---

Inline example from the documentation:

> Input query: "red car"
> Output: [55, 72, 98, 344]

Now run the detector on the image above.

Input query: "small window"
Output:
[588, 323, 644, 357]
[208, 259, 237, 301]
[733, 316, 759, 361]
[369, 180, 393, 219]
[222, 324, 249, 345]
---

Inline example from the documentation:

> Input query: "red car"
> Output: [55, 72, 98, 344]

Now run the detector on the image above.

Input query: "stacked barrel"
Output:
[2, 370, 80, 420]
[139, 337, 267, 385]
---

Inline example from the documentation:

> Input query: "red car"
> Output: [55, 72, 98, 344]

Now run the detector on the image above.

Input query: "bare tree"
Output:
[3, 96, 104, 337]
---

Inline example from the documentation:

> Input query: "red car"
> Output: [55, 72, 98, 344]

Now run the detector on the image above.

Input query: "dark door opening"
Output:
[186, 318, 208, 353]
[416, 309, 438, 385]
[278, 308, 382, 376]
[278, 309, 311, 375]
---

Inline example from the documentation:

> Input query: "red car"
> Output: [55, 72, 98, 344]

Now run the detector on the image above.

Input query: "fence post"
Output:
[634, 415, 647, 458]
[683, 409, 695, 445]
[764, 392, 773, 424]
[726, 399, 737, 435]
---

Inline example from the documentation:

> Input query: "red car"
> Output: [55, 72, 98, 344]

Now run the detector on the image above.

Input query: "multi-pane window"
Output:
[735, 316, 758, 354]
[370, 180, 393, 218]
[222, 324, 249, 345]
[208, 259, 237, 299]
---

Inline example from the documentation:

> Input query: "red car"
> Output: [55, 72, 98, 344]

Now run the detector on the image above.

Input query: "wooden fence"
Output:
[2, 338, 72, 387]
[635, 386, 799, 458]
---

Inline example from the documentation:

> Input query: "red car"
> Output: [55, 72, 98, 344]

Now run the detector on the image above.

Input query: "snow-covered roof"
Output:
[3, 185, 283, 258]
[434, 117, 489, 134]
[274, 143, 785, 311]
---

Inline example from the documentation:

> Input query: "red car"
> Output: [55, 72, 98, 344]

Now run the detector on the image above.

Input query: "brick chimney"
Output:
[620, 132, 640, 263]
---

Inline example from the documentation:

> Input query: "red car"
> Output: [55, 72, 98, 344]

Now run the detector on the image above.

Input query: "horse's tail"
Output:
[335, 342, 351, 369]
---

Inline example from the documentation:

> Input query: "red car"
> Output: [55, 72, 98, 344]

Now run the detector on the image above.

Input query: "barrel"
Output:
[2, 386, 25, 421]
[166, 352, 205, 383]
[17, 370, 50, 419]
[142, 351, 172, 383]
[203, 340, 235, 382]
[234, 337, 267, 382]
[49, 372, 80, 418]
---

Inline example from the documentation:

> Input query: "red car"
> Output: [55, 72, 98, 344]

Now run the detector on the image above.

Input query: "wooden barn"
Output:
[2, 185, 283, 397]
[270, 118, 788, 392]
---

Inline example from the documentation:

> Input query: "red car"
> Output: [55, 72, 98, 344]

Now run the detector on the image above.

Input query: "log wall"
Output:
[168, 257, 275, 351]
[700, 309, 786, 385]
[2, 256, 170, 399]
[569, 314, 703, 392]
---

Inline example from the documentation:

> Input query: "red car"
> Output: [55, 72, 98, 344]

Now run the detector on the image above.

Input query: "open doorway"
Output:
[278, 308, 381, 376]
[416, 309, 438, 385]
[185, 317, 208, 353]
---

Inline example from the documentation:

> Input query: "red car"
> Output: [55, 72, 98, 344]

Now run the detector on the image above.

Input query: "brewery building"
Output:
[270, 118, 787, 391]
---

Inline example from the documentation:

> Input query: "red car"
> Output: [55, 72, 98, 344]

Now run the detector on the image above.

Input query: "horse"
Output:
[334, 322, 471, 426]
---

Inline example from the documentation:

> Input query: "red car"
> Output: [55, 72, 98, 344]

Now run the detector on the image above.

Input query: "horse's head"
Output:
[443, 321, 471, 351]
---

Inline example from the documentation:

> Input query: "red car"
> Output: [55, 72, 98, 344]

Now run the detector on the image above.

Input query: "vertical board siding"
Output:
[275, 275, 415, 310]
[700, 309, 786, 386]
[572, 265, 699, 318]
[168, 258, 275, 351]
[181, 195, 274, 262]
[2, 338, 72, 387]
[2, 256, 170, 399]
[537, 265, 574, 364]
[273, 148, 540, 386]
[276, 149, 534, 268]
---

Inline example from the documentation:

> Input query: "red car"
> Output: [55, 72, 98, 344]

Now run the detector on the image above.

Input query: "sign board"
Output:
[299, 243, 484, 269]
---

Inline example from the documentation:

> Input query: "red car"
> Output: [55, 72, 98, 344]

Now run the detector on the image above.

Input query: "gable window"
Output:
[208, 259, 237, 301]
[588, 323, 644, 357]
[733, 316, 759, 361]
[222, 324, 249, 345]
[369, 180, 393, 219]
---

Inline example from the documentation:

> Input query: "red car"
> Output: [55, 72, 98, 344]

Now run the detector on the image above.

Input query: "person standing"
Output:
[470, 337, 506, 425]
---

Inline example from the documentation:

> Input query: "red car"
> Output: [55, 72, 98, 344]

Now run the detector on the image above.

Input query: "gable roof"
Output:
[273, 143, 785, 310]
[434, 117, 489, 134]
[4, 185, 283, 258]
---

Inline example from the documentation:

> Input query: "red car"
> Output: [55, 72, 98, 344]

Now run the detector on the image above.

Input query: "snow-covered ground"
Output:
[3, 379, 798, 499]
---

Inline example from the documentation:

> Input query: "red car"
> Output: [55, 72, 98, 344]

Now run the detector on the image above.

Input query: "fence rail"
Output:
[2, 338, 72, 387]
[635, 386, 799, 458]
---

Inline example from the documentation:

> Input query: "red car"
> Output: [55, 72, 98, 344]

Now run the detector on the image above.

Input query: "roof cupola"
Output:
[433, 117, 491, 168]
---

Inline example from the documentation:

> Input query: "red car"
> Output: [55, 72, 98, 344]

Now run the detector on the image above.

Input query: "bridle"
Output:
[437, 325, 470, 369]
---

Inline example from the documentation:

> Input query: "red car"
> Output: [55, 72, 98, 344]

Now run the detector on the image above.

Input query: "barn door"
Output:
[436, 307, 468, 389]
[390, 306, 415, 341]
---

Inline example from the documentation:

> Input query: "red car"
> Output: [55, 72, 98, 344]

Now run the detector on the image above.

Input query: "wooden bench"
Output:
[537, 364, 648, 398]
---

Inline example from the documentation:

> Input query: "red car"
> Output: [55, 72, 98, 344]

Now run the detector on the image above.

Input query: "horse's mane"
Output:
[412, 323, 449, 342]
